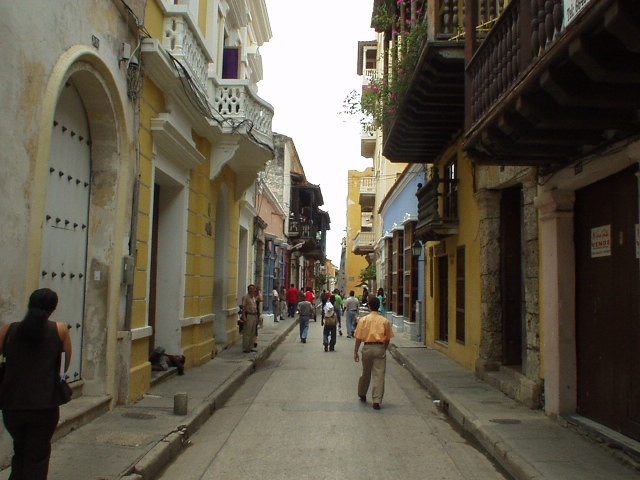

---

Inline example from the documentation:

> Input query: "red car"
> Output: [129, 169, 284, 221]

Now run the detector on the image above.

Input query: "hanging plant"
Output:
[342, 1, 427, 130]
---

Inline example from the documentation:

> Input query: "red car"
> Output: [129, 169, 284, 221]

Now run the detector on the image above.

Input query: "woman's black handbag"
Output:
[55, 377, 73, 404]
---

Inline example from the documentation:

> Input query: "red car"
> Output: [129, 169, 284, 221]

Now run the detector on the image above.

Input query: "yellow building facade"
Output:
[129, 0, 273, 402]
[345, 168, 374, 296]
[422, 141, 480, 371]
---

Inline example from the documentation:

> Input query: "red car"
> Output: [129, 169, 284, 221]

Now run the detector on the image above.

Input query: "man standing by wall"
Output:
[272, 287, 280, 323]
[241, 285, 259, 353]
[353, 295, 394, 410]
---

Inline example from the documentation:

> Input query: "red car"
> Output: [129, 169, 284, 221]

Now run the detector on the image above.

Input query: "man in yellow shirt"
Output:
[353, 295, 394, 410]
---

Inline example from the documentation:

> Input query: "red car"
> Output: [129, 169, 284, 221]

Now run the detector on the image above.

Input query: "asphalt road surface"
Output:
[157, 321, 510, 480]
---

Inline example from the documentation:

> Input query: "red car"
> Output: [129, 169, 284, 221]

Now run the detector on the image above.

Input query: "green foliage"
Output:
[342, 2, 427, 130]
[315, 273, 327, 292]
[360, 264, 376, 283]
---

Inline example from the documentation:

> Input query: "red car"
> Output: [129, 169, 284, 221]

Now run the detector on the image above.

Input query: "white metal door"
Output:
[40, 83, 90, 383]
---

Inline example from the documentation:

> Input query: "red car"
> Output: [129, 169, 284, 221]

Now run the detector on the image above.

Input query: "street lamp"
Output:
[412, 240, 422, 257]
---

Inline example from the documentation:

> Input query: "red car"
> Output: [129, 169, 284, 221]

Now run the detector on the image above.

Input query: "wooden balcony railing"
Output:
[415, 167, 458, 241]
[432, 0, 511, 41]
[288, 215, 318, 241]
[466, 0, 563, 130]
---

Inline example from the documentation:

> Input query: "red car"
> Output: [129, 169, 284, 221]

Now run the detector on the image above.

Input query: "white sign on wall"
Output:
[591, 224, 611, 258]
[564, 0, 594, 28]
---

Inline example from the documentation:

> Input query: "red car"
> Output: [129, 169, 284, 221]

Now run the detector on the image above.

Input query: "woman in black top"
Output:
[0, 288, 72, 480]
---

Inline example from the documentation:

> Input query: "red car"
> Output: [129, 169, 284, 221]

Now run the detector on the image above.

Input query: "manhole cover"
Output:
[122, 412, 157, 420]
[489, 418, 521, 425]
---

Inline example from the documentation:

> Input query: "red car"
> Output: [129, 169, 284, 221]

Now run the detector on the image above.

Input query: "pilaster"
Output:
[535, 189, 576, 416]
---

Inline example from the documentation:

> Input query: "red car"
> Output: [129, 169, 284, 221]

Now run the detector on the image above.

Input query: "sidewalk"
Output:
[1, 319, 638, 480]
[389, 336, 640, 480]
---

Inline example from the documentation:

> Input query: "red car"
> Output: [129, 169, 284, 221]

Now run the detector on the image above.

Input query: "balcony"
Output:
[465, 0, 640, 169]
[288, 214, 326, 261]
[288, 215, 319, 240]
[210, 77, 274, 148]
[415, 168, 458, 242]
[358, 176, 376, 210]
[142, 4, 275, 194]
[361, 211, 373, 230]
[361, 123, 376, 158]
[353, 231, 375, 255]
[382, 0, 478, 163]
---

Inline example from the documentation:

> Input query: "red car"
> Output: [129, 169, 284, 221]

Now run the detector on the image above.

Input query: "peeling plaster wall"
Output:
[0, 0, 138, 463]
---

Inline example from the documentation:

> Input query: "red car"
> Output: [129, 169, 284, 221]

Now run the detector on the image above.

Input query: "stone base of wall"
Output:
[403, 320, 418, 341]
[478, 365, 544, 409]
[392, 313, 404, 332]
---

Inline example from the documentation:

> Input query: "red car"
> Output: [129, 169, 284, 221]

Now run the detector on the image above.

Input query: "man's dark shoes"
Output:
[324, 344, 328, 352]
[359, 395, 366, 403]
[372, 403, 381, 410]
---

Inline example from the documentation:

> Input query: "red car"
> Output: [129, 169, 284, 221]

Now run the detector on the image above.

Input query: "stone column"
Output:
[475, 188, 502, 372]
[535, 189, 576, 417]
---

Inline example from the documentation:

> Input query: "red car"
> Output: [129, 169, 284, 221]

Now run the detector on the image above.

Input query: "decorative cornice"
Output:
[151, 113, 206, 169]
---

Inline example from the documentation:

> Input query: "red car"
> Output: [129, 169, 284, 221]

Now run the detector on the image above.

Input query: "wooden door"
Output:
[41, 83, 90, 383]
[575, 165, 640, 441]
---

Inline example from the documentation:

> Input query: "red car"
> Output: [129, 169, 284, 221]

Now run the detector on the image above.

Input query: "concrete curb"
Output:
[122, 319, 298, 479]
[388, 344, 541, 480]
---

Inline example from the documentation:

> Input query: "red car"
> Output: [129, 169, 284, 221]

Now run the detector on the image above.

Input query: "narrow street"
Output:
[157, 320, 509, 480]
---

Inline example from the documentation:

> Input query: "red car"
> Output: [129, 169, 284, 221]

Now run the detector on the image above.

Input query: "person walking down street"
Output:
[286, 284, 299, 318]
[0, 288, 72, 480]
[322, 297, 338, 352]
[343, 290, 360, 338]
[319, 289, 328, 321]
[254, 288, 263, 348]
[279, 287, 287, 321]
[272, 287, 280, 323]
[332, 289, 343, 335]
[377, 288, 387, 317]
[353, 295, 394, 410]
[304, 287, 316, 321]
[360, 287, 369, 306]
[297, 292, 313, 343]
[241, 285, 259, 353]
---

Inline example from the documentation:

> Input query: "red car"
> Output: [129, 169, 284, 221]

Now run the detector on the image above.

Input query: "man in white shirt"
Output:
[343, 290, 360, 338]
[272, 288, 280, 323]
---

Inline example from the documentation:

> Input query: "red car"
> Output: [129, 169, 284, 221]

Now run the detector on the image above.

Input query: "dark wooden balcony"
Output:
[383, 41, 466, 163]
[381, 0, 509, 163]
[415, 168, 458, 242]
[288, 215, 318, 240]
[465, 0, 640, 170]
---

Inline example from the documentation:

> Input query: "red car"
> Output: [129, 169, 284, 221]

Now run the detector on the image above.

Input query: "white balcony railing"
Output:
[162, 13, 210, 91]
[363, 68, 380, 86]
[361, 122, 376, 139]
[211, 78, 274, 141]
[360, 176, 375, 194]
[353, 231, 375, 253]
[361, 212, 373, 228]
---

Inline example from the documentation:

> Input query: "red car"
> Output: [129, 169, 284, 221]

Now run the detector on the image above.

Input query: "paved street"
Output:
[157, 321, 509, 480]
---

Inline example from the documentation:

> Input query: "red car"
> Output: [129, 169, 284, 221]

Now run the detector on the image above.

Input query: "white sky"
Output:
[258, 0, 376, 264]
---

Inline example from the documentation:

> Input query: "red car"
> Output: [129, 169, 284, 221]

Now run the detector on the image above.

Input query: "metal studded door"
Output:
[40, 82, 90, 384]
